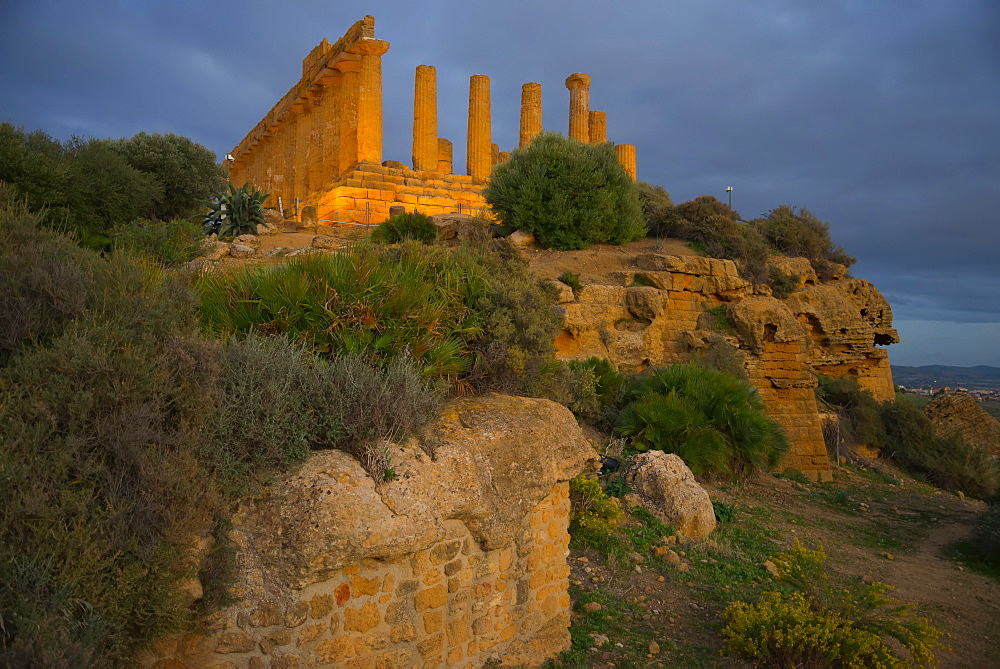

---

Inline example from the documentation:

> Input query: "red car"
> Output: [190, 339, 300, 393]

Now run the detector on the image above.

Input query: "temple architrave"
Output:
[227, 16, 638, 225]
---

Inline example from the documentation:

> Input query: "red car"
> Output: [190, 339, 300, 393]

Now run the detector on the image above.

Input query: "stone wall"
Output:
[143, 395, 595, 668]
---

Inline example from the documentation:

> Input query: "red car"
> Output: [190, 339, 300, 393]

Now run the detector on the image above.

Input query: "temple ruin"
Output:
[227, 16, 637, 225]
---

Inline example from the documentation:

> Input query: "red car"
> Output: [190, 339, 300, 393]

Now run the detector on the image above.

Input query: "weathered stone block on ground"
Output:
[622, 451, 717, 539]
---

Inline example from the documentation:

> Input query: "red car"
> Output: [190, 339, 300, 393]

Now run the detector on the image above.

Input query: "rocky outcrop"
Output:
[552, 252, 899, 481]
[924, 392, 1000, 456]
[622, 452, 717, 539]
[144, 394, 597, 668]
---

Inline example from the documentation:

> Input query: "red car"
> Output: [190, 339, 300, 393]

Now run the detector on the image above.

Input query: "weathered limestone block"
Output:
[588, 110, 607, 144]
[427, 212, 486, 243]
[565, 73, 592, 143]
[727, 296, 809, 354]
[925, 392, 1000, 456]
[229, 244, 257, 259]
[622, 452, 717, 539]
[548, 280, 575, 304]
[467, 74, 492, 180]
[412, 65, 438, 171]
[520, 82, 542, 147]
[767, 256, 818, 288]
[311, 235, 342, 250]
[625, 286, 668, 321]
[508, 230, 536, 247]
[233, 234, 260, 249]
[201, 240, 231, 260]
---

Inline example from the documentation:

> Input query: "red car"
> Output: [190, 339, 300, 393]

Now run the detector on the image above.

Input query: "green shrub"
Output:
[371, 211, 437, 244]
[112, 217, 206, 266]
[615, 364, 789, 481]
[196, 243, 486, 378]
[879, 397, 998, 498]
[569, 475, 625, 546]
[204, 181, 269, 237]
[692, 333, 749, 383]
[671, 195, 771, 283]
[483, 132, 645, 250]
[557, 271, 582, 293]
[721, 540, 944, 666]
[816, 374, 885, 452]
[750, 205, 856, 272]
[767, 264, 800, 299]
[636, 181, 678, 237]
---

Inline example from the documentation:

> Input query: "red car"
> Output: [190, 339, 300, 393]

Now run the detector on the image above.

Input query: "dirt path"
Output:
[877, 518, 1000, 668]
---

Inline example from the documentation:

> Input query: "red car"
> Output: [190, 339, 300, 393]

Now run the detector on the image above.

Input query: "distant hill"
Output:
[891, 365, 1000, 390]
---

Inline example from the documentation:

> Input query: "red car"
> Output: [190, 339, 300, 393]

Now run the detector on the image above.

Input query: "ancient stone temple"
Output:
[227, 16, 637, 225]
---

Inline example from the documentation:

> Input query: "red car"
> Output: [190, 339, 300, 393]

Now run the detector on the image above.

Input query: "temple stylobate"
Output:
[227, 16, 638, 225]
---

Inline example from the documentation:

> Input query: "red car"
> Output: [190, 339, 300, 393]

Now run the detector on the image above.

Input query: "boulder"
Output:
[622, 451, 717, 539]
[548, 279, 575, 304]
[428, 212, 487, 243]
[311, 235, 341, 250]
[229, 243, 257, 259]
[201, 240, 230, 260]
[233, 234, 260, 249]
[925, 392, 1000, 456]
[508, 230, 536, 247]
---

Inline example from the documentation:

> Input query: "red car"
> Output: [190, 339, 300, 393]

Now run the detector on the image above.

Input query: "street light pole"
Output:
[725, 186, 733, 209]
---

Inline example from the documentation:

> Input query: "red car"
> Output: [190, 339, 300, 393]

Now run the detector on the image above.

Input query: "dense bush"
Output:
[371, 210, 437, 244]
[816, 374, 885, 453]
[112, 217, 206, 266]
[0, 210, 445, 665]
[721, 540, 943, 666]
[568, 474, 625, 547]
[483, 132, 645, 250]
[615, 364, 789, 481]
[670, 195, 771, 283]
[636, 181, 678, 237]
[819, 376, 999, 498]
[0, 123, 222, 248]
[750, 205, 856, 274]
[109, 131, 224, 221]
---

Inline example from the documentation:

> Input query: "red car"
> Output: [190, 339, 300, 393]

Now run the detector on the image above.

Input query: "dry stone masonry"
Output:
[144, 395, 596, 668]
[924, 392, 1000, 456]
[228, 16, 640, 225]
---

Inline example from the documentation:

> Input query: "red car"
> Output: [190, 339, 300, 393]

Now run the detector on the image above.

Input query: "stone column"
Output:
[565, 73, 592, 143]
[351, 38, 390, 165]
[339, 66, 360, 174]
[321, 78, 342, 183]
[491, 143, 500, 168]
[588, 110, 607, 144]
[615, 144, 637, 180]
[412, 65, 438, 172]
[519, 82, 542, 147]
[295, 99, 312, 200]
[437, 138, 453, 174]
[467, 74, 492, 180]
[283, 114, 298, 203]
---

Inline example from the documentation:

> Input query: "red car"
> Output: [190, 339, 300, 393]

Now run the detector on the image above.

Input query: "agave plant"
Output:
[204, 181, 270, 237]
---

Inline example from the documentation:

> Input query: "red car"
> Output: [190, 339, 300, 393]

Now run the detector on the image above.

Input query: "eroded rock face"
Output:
[146, 394, 595, 668]
[551, 252, 899, 481]
[622, 451, 717, 539]
[925, 392, 1000, 456]
[230, 393, 597, 591]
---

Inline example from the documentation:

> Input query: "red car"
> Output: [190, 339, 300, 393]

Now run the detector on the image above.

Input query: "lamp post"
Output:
[725, 185, 733, 209]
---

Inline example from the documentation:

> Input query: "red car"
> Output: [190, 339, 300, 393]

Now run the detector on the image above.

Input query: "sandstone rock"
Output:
[767, 256, 818, 288]
[202, 240, 231, 260]
[625, 286, 667, 320]
[622, 452, 717, 540]
[548, 280, 575, 304]
[229, 243, 257, 259]
[727, 296, 809, 354]
[311, 235, 341, 250]
[389, 205, 406, 217]
[300, 205, 318, 229]
[924, 392, 1000, 456]
[428, 212, 487, 243]
[234, 234, 260, 249]
[508, 230, 535, 247]
[264, 208, 284, 229]
[229, 394, 596, 590]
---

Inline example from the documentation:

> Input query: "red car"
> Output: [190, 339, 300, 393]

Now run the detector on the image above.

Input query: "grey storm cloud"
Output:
[1, 0, 998, 364]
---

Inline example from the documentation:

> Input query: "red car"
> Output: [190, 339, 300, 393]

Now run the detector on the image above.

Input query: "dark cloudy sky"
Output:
[2, 0, 998, 366]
